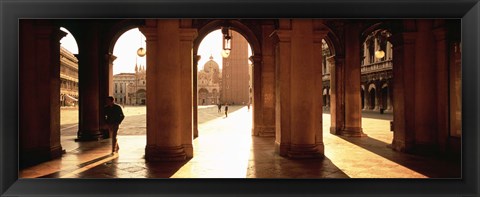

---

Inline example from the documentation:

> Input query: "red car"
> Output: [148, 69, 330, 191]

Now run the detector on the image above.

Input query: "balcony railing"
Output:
[361, 60, 393, 74]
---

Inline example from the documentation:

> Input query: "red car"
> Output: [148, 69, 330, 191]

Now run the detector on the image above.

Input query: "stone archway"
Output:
[193, 19, 266, 137]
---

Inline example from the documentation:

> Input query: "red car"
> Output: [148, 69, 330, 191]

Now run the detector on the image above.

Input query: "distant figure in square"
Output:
[217, 103, 222, 113]
[224, 103, 229, 117]
[104, 96, 125, 154]
[247, 102, 251, 112]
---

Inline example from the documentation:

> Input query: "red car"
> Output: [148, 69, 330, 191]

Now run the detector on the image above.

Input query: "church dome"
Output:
[203, 55, 219, 74]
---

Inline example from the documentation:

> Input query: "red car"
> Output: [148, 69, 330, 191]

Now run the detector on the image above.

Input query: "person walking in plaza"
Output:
[224, 103, 229, 117]
[247, 102, 251, 112]
[104, 96, 125, 154]
[217, 103, 222, 113]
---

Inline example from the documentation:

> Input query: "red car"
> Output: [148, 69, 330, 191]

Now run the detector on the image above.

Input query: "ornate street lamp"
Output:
[221, 26, 232, 58]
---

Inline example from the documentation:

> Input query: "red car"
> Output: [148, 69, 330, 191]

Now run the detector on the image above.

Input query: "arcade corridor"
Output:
[20, 106, 460, 178]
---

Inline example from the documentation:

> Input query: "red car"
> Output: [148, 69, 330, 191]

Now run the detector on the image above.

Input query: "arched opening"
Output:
[369, 86, 376, 110]
[321, 38, 333, 113]
[59, 27, 80, 153]
[111, 27, 147, 154]
[192, 25, 255, 175]
[360, 26, 394, 145]
[198, 88, 209, 105]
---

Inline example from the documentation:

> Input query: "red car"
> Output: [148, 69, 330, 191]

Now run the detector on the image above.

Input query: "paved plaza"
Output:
[20, 106, 460, 178]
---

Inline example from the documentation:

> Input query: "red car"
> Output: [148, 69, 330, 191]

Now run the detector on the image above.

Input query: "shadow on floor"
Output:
[337, 135, 461, 178]
[73, 159, 191, 178]
[248, 137, 350, 178]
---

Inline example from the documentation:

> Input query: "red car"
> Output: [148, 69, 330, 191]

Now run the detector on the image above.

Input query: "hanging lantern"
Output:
[137, 47, 146, 57]
[374, 50, 385, 59]
[221, 26, 232, 58]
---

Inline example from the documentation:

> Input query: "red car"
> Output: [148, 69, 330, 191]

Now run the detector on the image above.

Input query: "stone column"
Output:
[288, 20, 323, 158]
[106, 54, 117, 96]
[432, 26, 449, 152]
[313, 30, 327, 153]
[341, 23, 365, 137]
[76, 24, 103, 141]
[272, 27, 292, 156]
[376, 81, 382, 111]
[255, 23, 276, 137]
[389, 30, 417, 152]
[250, 55, 265, 136]
[193, 55, 200, 138]
[387, 80, 394, 111]
[179, 27, 197, 157]
[141, 20, 187, 161]
[19, 20, 64, 166]
[329, 56, 345, 135]
[273, 19, 323, 158]
[413, 20, 437, 152]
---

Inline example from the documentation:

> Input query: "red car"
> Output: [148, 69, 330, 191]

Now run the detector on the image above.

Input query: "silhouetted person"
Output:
[104, 96, 125, 154]
[247, 102, 251, 112]
[224, 104, 229, 117]
[217, 103, 222, 113]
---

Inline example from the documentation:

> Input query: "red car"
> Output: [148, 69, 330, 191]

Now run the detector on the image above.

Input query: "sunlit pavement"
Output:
[20, 106, 460, 178]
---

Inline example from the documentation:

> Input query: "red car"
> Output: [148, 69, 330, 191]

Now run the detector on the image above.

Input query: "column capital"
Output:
[194, 55, 201, 62]
[249, 55, 262, 65]
[179, 28, 198, 42]
[139, 25, 158, 42]
[105, 53, 117, 62]
[270, 30, 292, 44]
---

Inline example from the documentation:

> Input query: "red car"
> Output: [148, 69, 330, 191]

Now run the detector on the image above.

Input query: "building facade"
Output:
[113, 64, 147, 105]
[59, 46, 79, 107]
[322, 29, 393, 112]
[198, 55, 222, 105]
[221, 31, 251, 105]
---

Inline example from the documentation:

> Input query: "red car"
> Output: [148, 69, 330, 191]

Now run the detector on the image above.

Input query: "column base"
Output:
[390, 139, 414, 153]
[182, 144, 194, 158]
[331, 127, 366, 137]
[258, 126, 275, 137]
[75, 130, 103, 141]
[20, 145, 63, 168]
[145, 145, 187, 161]
[275, 141, 289, 157]
[340, 127, 367, 137]
[287, 144, 323, 159]
[193, 128, 198, 139]
[330, 126, 342, 135]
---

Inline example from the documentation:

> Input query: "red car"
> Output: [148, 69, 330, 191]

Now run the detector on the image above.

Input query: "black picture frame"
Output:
[1, 0, 478, 196]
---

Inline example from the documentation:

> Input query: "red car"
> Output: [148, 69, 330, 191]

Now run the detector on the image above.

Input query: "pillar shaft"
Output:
[273, 27, 292, 156]
[329, 56, 345, 135]
[273, 19, 323, 158]
[253, 24, 276, 137]
[193, 55, 200, 138]
[342, 23, 364, 137]
[19, 20, 64, 167]
[433, 27, 449, 152]
[77, 24, 103, 141]
[390, 31, 417, 152]
[179, 27, 197, 158]
[413, 20, 437, 148]
[141, 20, 190, 161]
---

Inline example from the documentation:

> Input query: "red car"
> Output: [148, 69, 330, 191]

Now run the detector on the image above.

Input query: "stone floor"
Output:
[20, 106, 460, 178]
